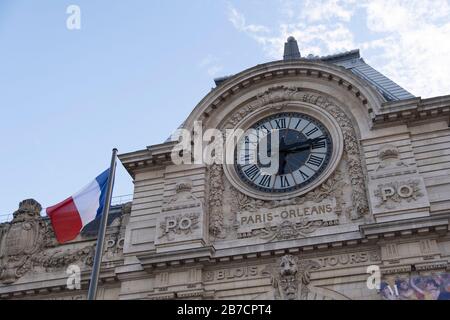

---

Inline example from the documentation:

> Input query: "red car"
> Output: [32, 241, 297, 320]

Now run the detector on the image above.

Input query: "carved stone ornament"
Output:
[372, 144, 416, 178]
[0, 199, 47, 284]
[374, 179, 424, 209]
[156, 180, 206, 247]
[253, 219, 324, 242]
[262, 254, 321, 300]
[158, 212, 200, 241]
[208, 164, 224, 237]
[208, 86, 369, 238]
[0, 199, 102, 284]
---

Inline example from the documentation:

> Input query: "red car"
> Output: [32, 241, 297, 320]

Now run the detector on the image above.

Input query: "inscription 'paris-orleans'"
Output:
[235, 112, 333, 193]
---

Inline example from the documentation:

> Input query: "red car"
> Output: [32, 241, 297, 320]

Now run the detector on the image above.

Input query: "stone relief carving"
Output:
[208, 164, 224, 237]
[0, 199, 47, 284]
[157, 179, 206, 247]
[158, 212, 200, 241]
[0, 199, 129, 284]
[301, 93, 369, 219]
[253, 219, 325, 242]
[372, 144, 416, 179]
[207, 86, 369, 237]
[262, 254, 321, 300]
[376, 144, 407, 170]
[374, 179, 424, 209]
[104, 202, 130, 260]
[32, 245, 95, 270]
[206, 86, 371, 241]
[163, 180, 198, 208]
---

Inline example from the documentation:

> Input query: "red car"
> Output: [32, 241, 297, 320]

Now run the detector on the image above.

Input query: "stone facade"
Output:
[1, 46, 450, 300]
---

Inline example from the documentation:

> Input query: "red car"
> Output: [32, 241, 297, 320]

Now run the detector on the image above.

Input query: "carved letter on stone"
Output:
[374, 179, 423, 209]
[155, 180, 206, 251]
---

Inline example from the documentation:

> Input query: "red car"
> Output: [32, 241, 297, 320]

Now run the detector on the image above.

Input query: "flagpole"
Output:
[87, 148, 118, 300]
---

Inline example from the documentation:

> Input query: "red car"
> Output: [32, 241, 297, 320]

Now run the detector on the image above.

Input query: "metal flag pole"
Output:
[87, 148, 118, 300]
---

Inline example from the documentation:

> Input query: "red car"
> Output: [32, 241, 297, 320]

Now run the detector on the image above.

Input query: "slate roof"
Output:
[81, 203, 125, 237]
[214, 44, 415, 102]
[317, 49, 415, 101]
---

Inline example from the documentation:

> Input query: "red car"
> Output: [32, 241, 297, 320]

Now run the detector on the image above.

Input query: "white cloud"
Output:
[228, 5, 269, 33]
[227, 0, 450, 98]
[362, 0, 450, 97]
[198, 54, 224, 77]
[301, 0, 356, 22]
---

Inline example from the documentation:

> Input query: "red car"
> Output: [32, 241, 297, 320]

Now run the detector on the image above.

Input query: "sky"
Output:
[1, 0, 449, 218]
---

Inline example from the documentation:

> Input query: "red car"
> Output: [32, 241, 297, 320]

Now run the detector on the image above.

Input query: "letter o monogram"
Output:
[179, 217, 192, 230]
[398, 185, 413, 198]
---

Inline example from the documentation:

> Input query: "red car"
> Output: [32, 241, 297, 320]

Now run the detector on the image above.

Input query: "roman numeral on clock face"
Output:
[280, 175, 290, 188]
[312, 138, 326, 149]
[305, 126, 319, 137]
[307, 154, 324, 167]
[243, 165, 260, 180]
[298, 169, 309, 180]
[237, 112, 333, 193]
[274, 118, 287, 129]
[258, 174, 272, 188]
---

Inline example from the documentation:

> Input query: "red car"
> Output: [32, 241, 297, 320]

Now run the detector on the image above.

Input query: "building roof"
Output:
[317, 49, 414, 101]
[214, 37, 415, 102]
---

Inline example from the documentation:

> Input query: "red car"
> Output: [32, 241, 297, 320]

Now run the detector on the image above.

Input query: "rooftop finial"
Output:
[283, 36, 301, 60]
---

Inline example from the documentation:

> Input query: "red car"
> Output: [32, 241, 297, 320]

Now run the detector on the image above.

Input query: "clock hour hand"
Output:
[278, 151, 287, 175]
[283, 137, 324, 153]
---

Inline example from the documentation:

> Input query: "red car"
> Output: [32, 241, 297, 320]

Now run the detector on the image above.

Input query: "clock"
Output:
[235, 112, 333, 193]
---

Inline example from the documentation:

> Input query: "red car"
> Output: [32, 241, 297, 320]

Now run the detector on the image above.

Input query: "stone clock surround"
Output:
[222, 102, 344, 201]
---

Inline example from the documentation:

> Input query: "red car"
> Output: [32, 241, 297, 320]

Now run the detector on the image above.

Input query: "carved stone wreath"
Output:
[207, 86, 369, 237]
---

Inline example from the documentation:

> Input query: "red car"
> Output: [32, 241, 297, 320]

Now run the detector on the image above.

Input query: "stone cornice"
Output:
[133, 214, 450, 270]
[373, 95, 450, 126]
[118, 141, 177, 177]
[183, 59, 385, 131]
[360, 214, 450, 238]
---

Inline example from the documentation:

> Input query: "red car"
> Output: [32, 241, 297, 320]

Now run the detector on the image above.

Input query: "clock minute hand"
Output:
[283, 137, 324, 153]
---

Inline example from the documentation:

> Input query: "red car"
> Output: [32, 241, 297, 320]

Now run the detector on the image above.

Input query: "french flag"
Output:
[44, 169, 110, 243]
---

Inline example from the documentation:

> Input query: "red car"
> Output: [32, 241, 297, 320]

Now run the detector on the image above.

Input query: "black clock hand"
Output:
[281, 136, 324, 153]
[278, 150, 287, 175]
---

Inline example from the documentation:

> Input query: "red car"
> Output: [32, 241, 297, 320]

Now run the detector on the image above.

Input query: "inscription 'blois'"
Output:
[203, 266, 262, 282]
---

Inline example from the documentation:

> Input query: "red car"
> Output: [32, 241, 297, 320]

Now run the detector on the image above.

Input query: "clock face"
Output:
[235, 112, 333, 194]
